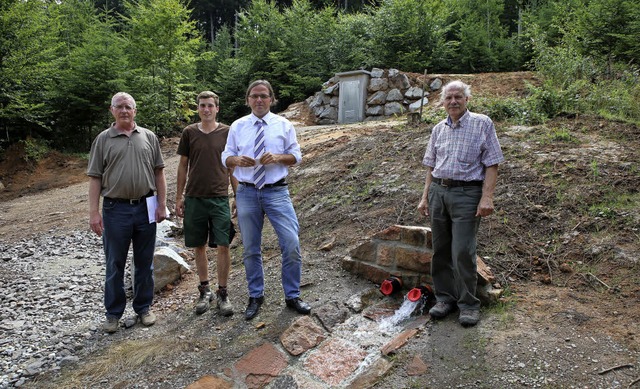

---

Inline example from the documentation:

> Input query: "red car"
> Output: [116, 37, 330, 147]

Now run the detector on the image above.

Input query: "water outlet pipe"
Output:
[407, 285, 434, 302]
[380, 276, 403, 295]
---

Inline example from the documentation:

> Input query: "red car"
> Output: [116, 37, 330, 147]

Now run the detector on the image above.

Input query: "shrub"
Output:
[21, 137, 49, 162]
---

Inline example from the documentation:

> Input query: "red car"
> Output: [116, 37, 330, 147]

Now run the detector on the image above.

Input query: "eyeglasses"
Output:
[113, 104, 135, 111]
[248, 94, 271, 100]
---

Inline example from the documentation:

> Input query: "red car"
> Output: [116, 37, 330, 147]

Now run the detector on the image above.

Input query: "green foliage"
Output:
[21, 137, 50, 162]
[1, 0, 639, 152]
[123, 0, 201, 135]
[53, 6, 128, 151]
[194, 26, 234, 93]
[213, 58, 253, 123]
[469, 96, 544, 125]
[329, 12, 376, 71]
[0, 0, 62, 140]
[371, 0, 452, 72]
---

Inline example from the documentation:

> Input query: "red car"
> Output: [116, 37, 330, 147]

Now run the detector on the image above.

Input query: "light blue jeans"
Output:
[236, 184, 302, 299]
[102, 199, 156, 319]
[428, 184, 482, 310]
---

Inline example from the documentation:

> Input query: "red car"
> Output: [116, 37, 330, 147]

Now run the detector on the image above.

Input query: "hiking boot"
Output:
[459, 309, 480, 327]
[429, 301, 456, 319]
[195, 285, 213, 315]
[139, 311, 156, 326]
[103, 316, 119, 334]
[216, 288, 234, 317]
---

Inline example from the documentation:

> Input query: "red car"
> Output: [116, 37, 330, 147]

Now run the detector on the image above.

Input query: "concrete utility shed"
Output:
[336, 70, 371, 124]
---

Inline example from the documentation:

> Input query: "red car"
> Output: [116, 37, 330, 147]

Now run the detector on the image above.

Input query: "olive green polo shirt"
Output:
[87, 124, 164, 199]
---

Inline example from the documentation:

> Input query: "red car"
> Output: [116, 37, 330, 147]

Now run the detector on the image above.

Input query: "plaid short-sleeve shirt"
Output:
[422, 110, 504, 181]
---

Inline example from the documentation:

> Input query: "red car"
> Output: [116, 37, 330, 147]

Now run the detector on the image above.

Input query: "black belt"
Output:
[431, 176, 483, 187]
[105, 191, 154, 204]
[240, 178, 287, 188]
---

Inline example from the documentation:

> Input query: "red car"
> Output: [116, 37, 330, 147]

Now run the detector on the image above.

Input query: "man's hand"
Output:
[259, 152, 278, 165]
[175, 197, 185, 218]
[476, 196, 495, 217]
[231, 155, 257, 167]
[417, 198, 429, 217]
[155, 205, 167, 223]
[89, 211, 103, 237]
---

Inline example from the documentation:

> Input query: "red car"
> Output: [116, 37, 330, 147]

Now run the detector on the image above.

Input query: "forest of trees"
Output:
[1, 0, 638, 153]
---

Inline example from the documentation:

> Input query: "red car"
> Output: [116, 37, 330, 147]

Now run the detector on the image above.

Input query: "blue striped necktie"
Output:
[252, 120, 266, 189]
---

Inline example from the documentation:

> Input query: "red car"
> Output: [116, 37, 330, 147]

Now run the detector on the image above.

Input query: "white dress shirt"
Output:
[222, 111, 302, 184]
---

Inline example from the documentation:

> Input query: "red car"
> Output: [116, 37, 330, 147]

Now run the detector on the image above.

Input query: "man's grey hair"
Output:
[111, 92, 137, 109]
[439, 80, 471, 103]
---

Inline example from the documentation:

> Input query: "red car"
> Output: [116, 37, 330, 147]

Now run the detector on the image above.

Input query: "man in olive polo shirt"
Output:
[88, 92, 167, 334]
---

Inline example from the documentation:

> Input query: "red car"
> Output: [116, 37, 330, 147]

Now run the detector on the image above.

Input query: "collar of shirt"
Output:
[250, 111, 274, 126]
[108, 123, 140, 137]
[445, 110, 470, 128]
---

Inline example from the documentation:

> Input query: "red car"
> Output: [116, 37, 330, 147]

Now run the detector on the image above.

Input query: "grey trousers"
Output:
[428, 183, 482, 310]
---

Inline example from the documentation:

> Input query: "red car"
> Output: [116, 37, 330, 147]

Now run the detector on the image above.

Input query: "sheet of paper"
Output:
[147, 195, 158, 223]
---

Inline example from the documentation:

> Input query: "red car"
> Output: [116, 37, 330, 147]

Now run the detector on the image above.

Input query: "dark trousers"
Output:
[428, 184, 482, 310]
[102, 199, 156, 318]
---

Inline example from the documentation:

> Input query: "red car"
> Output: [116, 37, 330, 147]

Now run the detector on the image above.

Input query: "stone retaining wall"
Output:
[307, 68, 444, 124]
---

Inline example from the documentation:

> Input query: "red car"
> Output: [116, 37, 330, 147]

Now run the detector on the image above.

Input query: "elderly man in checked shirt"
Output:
[417, 80, 505, 327]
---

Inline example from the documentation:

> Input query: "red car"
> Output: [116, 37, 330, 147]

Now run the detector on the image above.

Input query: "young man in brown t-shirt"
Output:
[176, 91, 237, 316]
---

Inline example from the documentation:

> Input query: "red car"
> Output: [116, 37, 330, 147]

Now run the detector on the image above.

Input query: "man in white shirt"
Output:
[222, 80, 311, 320]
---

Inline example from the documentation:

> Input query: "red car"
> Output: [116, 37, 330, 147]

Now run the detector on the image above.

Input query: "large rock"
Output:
[367, 91, 387, 105]
[370, 68, 384, 78]
[409, 97, 429, 112]
[386, 88, 404, 102]
[384, 102, 405, 116]
[366, 105, 384, 116]
[324, 83, 339, 95]
[153, 246, 190, 292]
[368, 78, 389, 92]
[404, 86, 425, 99]
[308, 91, 325, 108]
[430, 77, 443, 91]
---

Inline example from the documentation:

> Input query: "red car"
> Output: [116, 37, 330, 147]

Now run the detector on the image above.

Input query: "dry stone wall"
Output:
[307, 68, 444, 124]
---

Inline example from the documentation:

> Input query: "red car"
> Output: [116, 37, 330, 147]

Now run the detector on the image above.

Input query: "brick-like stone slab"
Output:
[304, 339, 368, 386]
[394, 246, 432, 273]
[399, 225, 432, 248]
[346, 357, 393, 388]
[234, 343, 288, 388]
[380, 328, 419, 356]
[407, 354, 429, 376]
[349, 241, 377, 262]
[376, 245, 396, 267]
[372, 225, 401, 241]
[280, 316, 326, 356]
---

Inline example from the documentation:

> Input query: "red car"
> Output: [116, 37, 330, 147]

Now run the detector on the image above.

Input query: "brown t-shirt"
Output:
[177, 123, 231, 197]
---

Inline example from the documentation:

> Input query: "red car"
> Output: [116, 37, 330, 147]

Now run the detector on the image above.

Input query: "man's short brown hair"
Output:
[197, 91, 219, 106]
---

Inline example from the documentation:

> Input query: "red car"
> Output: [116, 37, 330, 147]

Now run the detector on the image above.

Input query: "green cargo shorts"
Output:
[183, 196, 232, 248]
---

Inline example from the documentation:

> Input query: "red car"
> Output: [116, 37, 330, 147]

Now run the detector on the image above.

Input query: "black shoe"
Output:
[285, 297, 311, 314]
[245, 296, 264, 320]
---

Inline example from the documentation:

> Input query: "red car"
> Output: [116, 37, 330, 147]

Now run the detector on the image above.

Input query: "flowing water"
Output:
[378, 297, 421, 333]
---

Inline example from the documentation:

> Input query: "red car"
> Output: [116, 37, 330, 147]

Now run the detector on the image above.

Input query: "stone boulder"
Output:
[153, 246, 190, 292]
